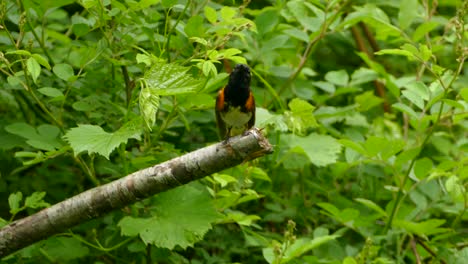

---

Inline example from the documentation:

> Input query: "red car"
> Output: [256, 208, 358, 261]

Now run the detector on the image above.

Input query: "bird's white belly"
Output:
[222, 107, 251, 128]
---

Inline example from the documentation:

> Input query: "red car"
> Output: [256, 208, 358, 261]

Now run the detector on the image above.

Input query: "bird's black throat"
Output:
[224, 64, 251, 107]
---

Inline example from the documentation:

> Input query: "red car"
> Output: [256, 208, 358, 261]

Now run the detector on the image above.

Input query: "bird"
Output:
[215, 64, 255, 141]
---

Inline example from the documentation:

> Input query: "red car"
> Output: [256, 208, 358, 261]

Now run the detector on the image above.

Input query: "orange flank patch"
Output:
[245, 91, 255, 111]
[216, 88, 225, 111]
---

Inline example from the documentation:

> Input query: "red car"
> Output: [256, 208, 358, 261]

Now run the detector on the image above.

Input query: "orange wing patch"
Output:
[215, 88, 225, 111]
[245, 91, 255, 111]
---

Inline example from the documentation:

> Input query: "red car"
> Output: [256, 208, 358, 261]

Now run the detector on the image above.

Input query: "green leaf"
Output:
[325, 70, 349, 86]
[393, 219, 447, 236]
[204, 6, 217, 24]
[414, 158, 433, 179]
[286, 0, 321, 32]
[412, 21, 440, 42]
[5, 123, 62, 151]
[285, 98, 317, 134]
[445, 176, 465, 202]
[398, 0, 419, 29]
[25, 192, 50, 209]
[256, 9, 280, 36]
[402, 90, 425, 110]
[185, 15, 205, 37]
[283, 236, 340, 263]
[9, 192, 23, 214]
[139, 85, 160, 130]
[26, 57, 41, 83]
[459, 88, 468, 102]
[392, 102, 419, 119]
[355, 198, 387, 217]
[38, 87, 64, 98]
[5, 122, 39, 140]
[31, 54, 51, 70]
[118, 183, 220, 249]
[395, 147, 421, 168]
[42, 237, 90, 261]
[248, 167, 271, 182]
[220, 6, 236, 21]
[338, 139, 367, 155]
[63, 121, 142, 159]
[144, 61, 204, 95]
[364, 136, 390, 157]
[355, 91, 383, 111]
[53, 63, 74, 81]
[350, 68, 378, 85]
[375, 49, 415, 59]
[313, 81, 335, 93]
[225, 211, 261, 226]
[213, 173, 238, 187]
[6, 50, 31, 56]
[287, 133, 342, 167]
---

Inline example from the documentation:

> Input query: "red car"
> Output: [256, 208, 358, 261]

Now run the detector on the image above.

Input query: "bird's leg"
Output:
[222, 127, 231, 144]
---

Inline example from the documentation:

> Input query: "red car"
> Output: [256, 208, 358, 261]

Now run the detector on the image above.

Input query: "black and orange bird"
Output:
[215, 64, 255, 140]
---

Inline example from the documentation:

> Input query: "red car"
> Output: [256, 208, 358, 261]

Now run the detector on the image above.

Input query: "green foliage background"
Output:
[1, 0, 467, 263]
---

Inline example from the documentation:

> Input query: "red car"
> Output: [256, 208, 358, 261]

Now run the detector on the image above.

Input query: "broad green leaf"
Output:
[26, 57, 41, 83]
[350, 68, 378, 85]
[225, 211, 261, 226]
[42, 237, 89, 261]
[287, 133, 341, 167]
[5, 122, 39, 141]
[325, 70, 349, 86]
[355, 91, 383, 111]
[285, 98, 317, 134]
[256, 108, 288, 132]
[412, 21, 440, 42]
[24, 192, 50, 209]
[220, 6, 236, 21]
[204, 6, 217, 24]
[445, 176, 465, 202]
[185, 15, 205, 37]
[38, 87, 64, 98]
[442, 99, 465, 110]
[213, 173, 238, 187]
[338, 139, 367, 155]
[63, 121, 142, 159]
[364, 136, 390, 157]
[398, 0, 419, 29]
[136, 53, 151, 66]
[414, 157, 433, 179]
[31, 53, 51, 70]
[118, 183, 220, 249]
[286, 0, 321, 32]
[255, 9, 279, 36]
[419, 44, 432, 61]
[392, 102, 419, 119]
[9, 192, 23, 214]
[402, 90, 425, 110]
[144, 61, 204, 95]
[313, 81, 335, 93]
[395, 147, 421, 168]
[248, 167, 271, 182]
[53, 64, 74, 81]
[355, 198, 387, 217]
[459, 88, 468, 102]
[139, 85, 160, 130]
[5, 123, 62, 151]
[136, 0, 160, 9]
[393, 219, 447, 236]
[264, 236, 340, 264]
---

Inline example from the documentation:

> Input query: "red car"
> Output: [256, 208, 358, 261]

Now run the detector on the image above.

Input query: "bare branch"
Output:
[0, 129, 273, 257]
